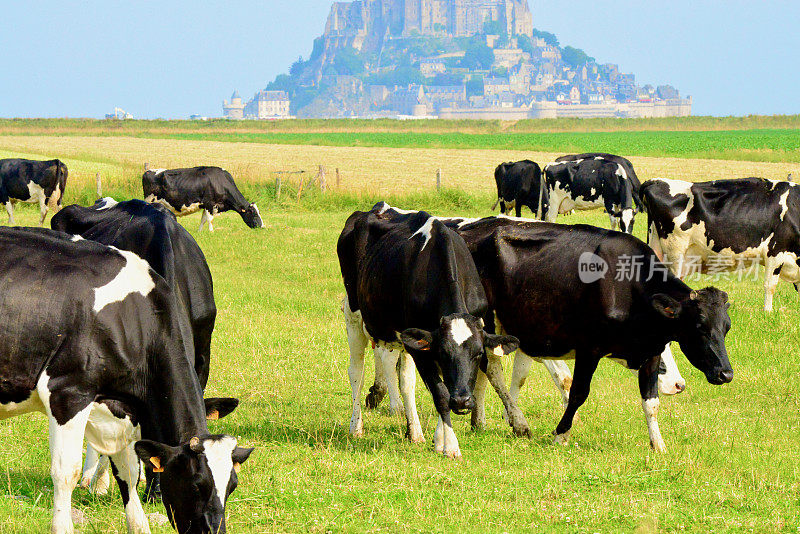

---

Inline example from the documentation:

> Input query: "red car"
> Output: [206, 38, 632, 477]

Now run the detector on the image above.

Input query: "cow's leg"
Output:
[491, 198, 500, 211]
[343, 299, 369, 437]
[553, 355, 599, 445]
[485, 352, 531, 437]
[470, 370, 488, 431]
[609, 213, 619, 230]
[515, 201, 522, 218]
[198, 209, 211, 232]
[508, 349, 534, 403]
[5, 201, 13, 225]
[80, 445, 111, 495]
[109, 445, 151, 534]
[763, 258, 782, 312]
[365, 350, 388, 409]
[499, 200, 506, 213]
[639, 354, 665, 452]
[399, 352, 424, 442]
[375, 344, 403, 415]
[47, 405, 92, 534]
[542, 359, 572, 408]
[39, 196, 48, 225]
[433, 412, 461, 459]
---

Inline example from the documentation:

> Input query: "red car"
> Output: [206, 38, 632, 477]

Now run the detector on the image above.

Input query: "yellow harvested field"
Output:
[0, 135, 797, 196]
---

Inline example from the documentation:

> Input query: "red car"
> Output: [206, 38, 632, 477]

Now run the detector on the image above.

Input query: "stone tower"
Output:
[222, 90, 245, 120]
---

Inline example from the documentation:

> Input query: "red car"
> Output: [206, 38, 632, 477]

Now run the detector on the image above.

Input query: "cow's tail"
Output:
[536, 165, 548, 220]
[50, 159, 66, 211]
[492, 164, 504, 211]
[639, 181, 655, 246]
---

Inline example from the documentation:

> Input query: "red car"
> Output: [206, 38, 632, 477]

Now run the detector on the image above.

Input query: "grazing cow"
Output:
[642, 177, 800, 312]
[448, 217, 732, 451]
[543, 153, 643, 233]
[142, 166, 264, 231]
[491, 160, 548, 217]
[0, 158, 68, 225]
[52, 198, 218, 500]
[368, 206, 686, 430]
[338, 205, 521, 458]
[0, 227, 252, 534]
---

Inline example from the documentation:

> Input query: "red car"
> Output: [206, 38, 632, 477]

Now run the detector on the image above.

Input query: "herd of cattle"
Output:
[0, 152, 795, 533]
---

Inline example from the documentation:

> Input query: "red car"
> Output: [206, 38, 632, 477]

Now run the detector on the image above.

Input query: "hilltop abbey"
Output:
[325, 0, 534, 49]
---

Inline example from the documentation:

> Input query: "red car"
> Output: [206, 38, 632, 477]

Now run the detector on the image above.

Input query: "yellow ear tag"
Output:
[207, 410, 220, 421]
[233, 463, 241, 474]
[493, 346, 505, 357]
[150, 457, 164, 473]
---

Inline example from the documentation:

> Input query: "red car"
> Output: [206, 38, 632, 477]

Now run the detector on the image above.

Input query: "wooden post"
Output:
[297, 177, 306, 202]
[275, 177, 282, 200]
[144, 162, 149, 171]
[788, 173, 794, 183]
[95, 172, 102, 199]
[436, 168, 442, 191]
[318, 165, 326, 192]
[336, 168, 341, 189]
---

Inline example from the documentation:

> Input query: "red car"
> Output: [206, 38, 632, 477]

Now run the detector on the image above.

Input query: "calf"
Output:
[338, 206, 520, 458]
[641, 177, 800, 312]
[452, 217, 732, 451]
[52, 198, 218, 500]
[543, 153, 643, 233]
[0, 158, 68, 225]
[143, 166, 263, 231]
[491, 160, 549, 217]
[0, 227, 252, 533]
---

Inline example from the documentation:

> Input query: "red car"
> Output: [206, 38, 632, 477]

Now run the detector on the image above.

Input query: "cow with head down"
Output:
[338, 205, 520, 458]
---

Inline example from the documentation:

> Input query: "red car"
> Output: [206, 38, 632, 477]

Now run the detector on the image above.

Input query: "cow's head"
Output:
[135, 435, 254, 534]
[240, 203, 264, 229]
[652, 287, 733, 385]
[401, 314, 519, 414]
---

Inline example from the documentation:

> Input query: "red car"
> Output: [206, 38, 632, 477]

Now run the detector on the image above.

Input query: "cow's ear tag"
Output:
[493, 346, 505, 357]
[233, 462, 241, 473]
[207, 410, 220, 421]
[418, 339, 431, 351]
[150, 457, 164, 473]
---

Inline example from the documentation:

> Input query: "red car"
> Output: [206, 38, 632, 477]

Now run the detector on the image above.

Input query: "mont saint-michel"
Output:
[223, 0, 691, 120]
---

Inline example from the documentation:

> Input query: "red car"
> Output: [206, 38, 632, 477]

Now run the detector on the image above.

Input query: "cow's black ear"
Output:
[652, 294, 682, 319]
[484, 334, 520, 357]
[205, 397, 240, 420]
[400, 328, 434, 353]
[232, 447, 254, 473]
[134, 440, 180, 473]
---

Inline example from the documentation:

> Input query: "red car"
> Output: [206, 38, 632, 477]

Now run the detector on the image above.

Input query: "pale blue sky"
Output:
[0, 1, 797, 118]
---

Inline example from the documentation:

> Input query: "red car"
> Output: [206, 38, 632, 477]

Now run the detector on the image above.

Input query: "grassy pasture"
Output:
[0, 131, 799, 532]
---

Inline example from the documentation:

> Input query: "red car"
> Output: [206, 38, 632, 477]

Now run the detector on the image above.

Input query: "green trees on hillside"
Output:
[561, 46, 595, 67]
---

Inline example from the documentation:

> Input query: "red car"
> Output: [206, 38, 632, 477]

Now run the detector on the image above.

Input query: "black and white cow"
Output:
[447, 217, 733, 451]
[0, 158, 68, 225]
[143, 166, 264, 231]
[52, 198, 218, 500]
[641, 177, 800, 312]
[491, 160, 548, 217]
[0, 227, 252, 534]
[542, 153, 643, 233]
[369, 205, 687, 437]
[337, 206, 520, 458]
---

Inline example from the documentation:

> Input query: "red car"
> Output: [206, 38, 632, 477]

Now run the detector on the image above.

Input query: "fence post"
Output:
[789, 173, 794, 183]
[144, 162, 149, 171]
[297, 176, 306, 202]
[336, 168, 341, 189]
[318, 165, 327, 192]
[275, 177, 282, 200]
[436, 168, 442, 191]
[96, 172, 103, 199]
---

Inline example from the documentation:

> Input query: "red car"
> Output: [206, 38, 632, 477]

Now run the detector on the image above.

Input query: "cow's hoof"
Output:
[552, 431, 570, 446]
[350, 416, 364, 437]
[443, 448, 463, 460]
[147, 512, 170, 527]
[513, 424, 532, 438]
[407, 431, 426, 444]
[650, 439, 667, 453]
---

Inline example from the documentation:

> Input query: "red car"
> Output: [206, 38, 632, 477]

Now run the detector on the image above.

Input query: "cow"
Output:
[542, 153, 643, 233]
[641, 177, 800, 312]
[52, 198, 217, 500]
[491, 160, 549, 218]
[142, 166, 264, 231]
[366, 205, 686, 432]
[0, 158, 68, 225]
[338, 205, 521, 458]
[0, 227, 252, 534]
[448, 216, 733, 451]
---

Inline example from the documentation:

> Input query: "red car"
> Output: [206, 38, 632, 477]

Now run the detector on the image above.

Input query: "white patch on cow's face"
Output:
[203, 436, 237, 506]
[93, 249, 156, 312]
[70, 235, 84, 242]
[448, 318, 473, 345]
[410, 217, 435, 250]
[657, 344, 685, 395]
[621, 209, 634, 231]
[95, 197, 118, 210]
[251, 204, 265, 227]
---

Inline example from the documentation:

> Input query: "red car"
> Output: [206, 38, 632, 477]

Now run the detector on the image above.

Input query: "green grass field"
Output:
[0, 124, 799, 533]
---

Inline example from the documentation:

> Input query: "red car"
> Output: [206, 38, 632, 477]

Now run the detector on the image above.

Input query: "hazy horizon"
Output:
[0, 1, 797, 119]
